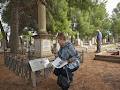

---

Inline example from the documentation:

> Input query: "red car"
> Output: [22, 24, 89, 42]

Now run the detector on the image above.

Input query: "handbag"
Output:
[57, 67, 71, 89]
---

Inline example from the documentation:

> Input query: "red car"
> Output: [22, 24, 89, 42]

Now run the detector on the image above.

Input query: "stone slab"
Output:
[94, 52, 120, 63]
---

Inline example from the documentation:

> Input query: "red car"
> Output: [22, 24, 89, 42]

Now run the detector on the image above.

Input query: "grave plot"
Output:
[94, 50, 120, 63]
[3, 50, 54, 87]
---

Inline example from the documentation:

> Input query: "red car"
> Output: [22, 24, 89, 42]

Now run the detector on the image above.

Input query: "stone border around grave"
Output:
[94, 54, 120, 63]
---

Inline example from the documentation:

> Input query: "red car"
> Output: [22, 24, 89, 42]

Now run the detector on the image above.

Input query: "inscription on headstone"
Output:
[41, 39, 51, 52]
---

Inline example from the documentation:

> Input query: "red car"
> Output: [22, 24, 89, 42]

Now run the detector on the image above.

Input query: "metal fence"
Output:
[4, 52, 32, 80]
[3, 50, 84, 83]
[4, 51, 53, 82]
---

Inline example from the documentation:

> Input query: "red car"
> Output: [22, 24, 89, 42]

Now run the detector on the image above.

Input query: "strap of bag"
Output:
[64, 66, 70, 83]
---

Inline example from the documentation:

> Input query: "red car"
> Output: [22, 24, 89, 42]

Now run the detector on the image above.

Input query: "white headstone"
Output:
[89, 40, 92, 46]
[103, 39, 106, 44]
[92, 37, 95, 44]
[112, 38, 115, 43]
[80, 40, 83, 47]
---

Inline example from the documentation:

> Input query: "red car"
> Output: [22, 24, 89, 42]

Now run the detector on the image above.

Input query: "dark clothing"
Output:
[97, 41, 101, 52]
[54, 66, 79, 90]
[96, 31, 102, 53]
[54, 67, 73, 81]
[97, 31, 102, 42]
[54, 67, 72, 90]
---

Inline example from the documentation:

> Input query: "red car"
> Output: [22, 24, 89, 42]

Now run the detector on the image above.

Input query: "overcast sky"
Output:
[106, 0, 120, 16]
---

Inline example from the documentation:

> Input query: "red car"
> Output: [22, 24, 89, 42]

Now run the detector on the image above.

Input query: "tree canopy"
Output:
[111, 2, 120, 39]
[0, 0, 111, 38]
[0, 0, 117, 45]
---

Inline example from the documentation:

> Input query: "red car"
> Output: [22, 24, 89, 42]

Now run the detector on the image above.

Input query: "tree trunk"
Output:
[9, 1, 19, 53]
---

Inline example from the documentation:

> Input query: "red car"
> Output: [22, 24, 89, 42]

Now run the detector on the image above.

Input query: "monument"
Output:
[33, 0, 52, 58]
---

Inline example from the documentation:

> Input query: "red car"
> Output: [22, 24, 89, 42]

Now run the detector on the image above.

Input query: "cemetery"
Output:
[0, 0, 120, 90]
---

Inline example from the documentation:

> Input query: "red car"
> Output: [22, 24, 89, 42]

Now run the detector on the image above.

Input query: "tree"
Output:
[0, 0, 35, 53]
[0, 0, 111, 45]
[46, 0, 72, 35]
[111, 2, 120, 42]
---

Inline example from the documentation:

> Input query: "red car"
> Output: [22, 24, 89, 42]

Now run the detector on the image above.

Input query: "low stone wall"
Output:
[94, 52, 120, 63]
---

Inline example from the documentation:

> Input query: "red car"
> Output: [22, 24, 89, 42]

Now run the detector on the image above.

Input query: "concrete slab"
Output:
[94, 51, 120, 63]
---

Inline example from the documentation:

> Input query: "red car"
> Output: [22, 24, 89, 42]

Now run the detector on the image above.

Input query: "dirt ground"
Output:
[0, 51, 120, 90]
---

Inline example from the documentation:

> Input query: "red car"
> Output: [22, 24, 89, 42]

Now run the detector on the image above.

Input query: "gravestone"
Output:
[92, 37, 96, 45]
[89, 40, 92, 46]
[112, 38, 115, 43]
[33, 36, 52, 57]
[35, 0, 52, 57]
[80, 40, 83, 47]
[75, 33, 81, 46]
[103, 39, 107, 44]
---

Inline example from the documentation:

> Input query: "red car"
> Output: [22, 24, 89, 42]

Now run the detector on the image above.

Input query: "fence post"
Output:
[31, 72, 36, 87]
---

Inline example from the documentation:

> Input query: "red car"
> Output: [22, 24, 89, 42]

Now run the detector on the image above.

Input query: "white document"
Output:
[51, 57, 68, 68]
[29, 58, 50, 72]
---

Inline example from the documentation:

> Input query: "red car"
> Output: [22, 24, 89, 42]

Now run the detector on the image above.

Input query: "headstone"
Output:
[33, 38, 52, 57]
[40, 39, 52, 57]
[92, 37, 95, 44]
[80, 40, 83, 47]
[112, 38, 115, 43]
[75, 33, 81, 46]
[89, 40, 92, 46]
[103, 39, 107, 44]
[75, 39, 81, 46]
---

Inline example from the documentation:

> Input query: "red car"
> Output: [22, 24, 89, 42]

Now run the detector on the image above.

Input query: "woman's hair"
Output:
[57, 32, 67, 40]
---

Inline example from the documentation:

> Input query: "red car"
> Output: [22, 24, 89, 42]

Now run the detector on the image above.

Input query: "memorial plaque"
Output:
[29, 58, 49, 72]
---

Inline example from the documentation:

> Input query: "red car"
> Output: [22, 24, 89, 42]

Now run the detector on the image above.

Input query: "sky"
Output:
[106, 0, 120, 16]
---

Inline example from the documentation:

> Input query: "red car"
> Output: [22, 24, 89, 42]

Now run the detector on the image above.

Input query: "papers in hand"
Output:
[51, 57, 68, 68]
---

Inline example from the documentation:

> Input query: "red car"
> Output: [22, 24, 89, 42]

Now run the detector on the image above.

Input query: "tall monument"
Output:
[34, 0, 52, 57]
